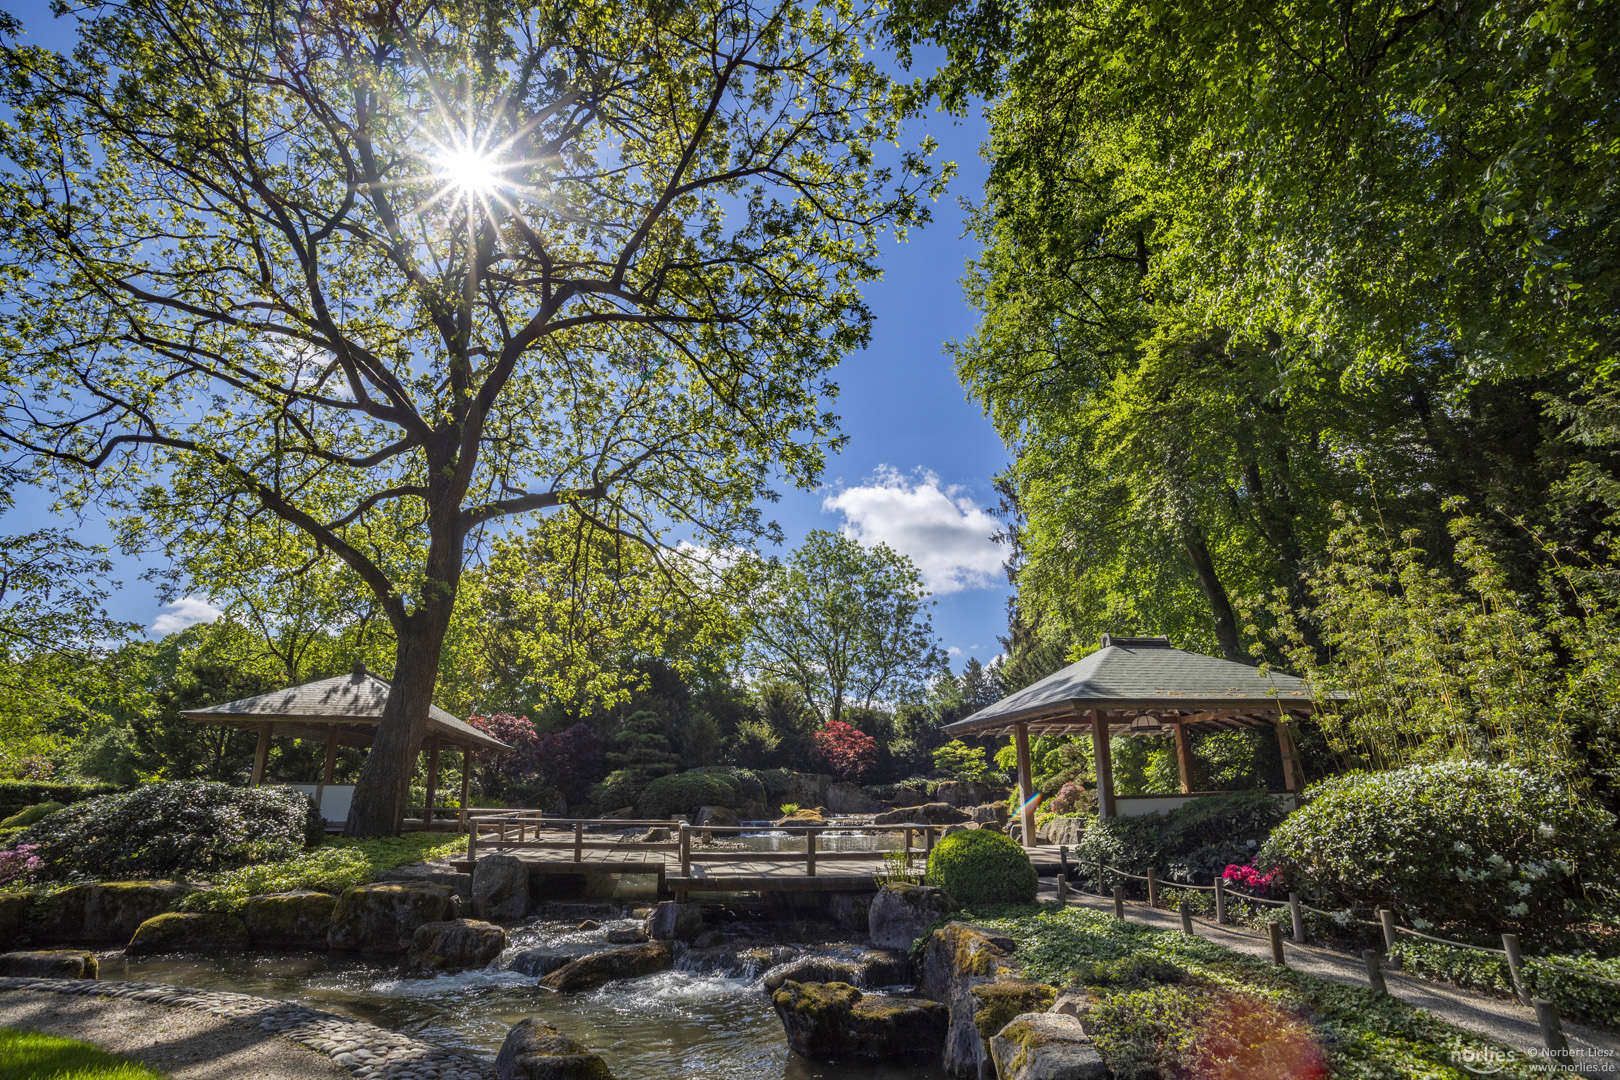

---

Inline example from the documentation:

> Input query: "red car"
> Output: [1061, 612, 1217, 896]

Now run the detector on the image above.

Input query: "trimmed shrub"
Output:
[925, 828, 1037, 908]
[16, 781, 323, 881]
[1075, 790, 1290, 885]
[0, 802, 65, 831]
[690, 765, 766, 806]
[636, 767, 764, 818]
[1258, 762, 1619, 944]
[0, 781, 122, 819]
[593, 769, 640, 813]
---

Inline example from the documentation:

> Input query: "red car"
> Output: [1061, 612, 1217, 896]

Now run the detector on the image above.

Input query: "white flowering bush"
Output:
[1258, 762, 1618, 944]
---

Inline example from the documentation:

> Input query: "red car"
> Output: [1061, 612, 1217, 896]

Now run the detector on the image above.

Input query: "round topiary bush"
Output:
[925, 828, 1038, 908]
[1258, 762, 1619, 943]
[636, 770, 742, 818]
[16, 780, 323, 882]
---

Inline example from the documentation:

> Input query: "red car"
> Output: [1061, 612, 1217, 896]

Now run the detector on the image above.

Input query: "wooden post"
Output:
[574, 822, 584, 863]
[1097, 858, 1105, 894]
[1379, 909, 1399, 958]
[905, 828, 913, 866]
[924, 826, 935, 859]
[460, 749, 473, 832]
[1533, 999, 1569, 1054]
[1112, 885, 1124, 920]
[1090, 711, 1115, 819]
[316, 727, 338, 816]
[1057, 875, 1069, 903]
[679, 823, 691, 877]
[1147, 867, 1159, 908]
[1289, 892, 1305, 943]
[806, 830, 818, 877]
[1014, 722, 1037, 847]
[1268, 922, 1286, 965]
[467, 817, 479, 861]
[1214, 876, 1227, 924]
[1059, 845, 1069, 882]
[423, 739, 441, 828]
[1173, 721, 1195, 795]
[1180, 903, 1194, 935]
[251, 723, 273, 786]
[1503, 933, 1529, 1006]
[1276, 718, 1301, 793]
[1363, 950, 1387, 994]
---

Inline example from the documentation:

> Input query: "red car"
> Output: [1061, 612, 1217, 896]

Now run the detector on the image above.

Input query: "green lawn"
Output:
[0, 1029, 165, 1080]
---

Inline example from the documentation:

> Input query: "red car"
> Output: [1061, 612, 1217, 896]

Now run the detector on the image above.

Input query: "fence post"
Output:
[679, 823, 691, 878]
[1060, 845, 1069, 881]
[905, 828, 913, 865]
[1363, 949, 1387, 995]
[806, 830, 818, 877]
[573, 822, 584, 863]
[467, 819, 478, 862]
[1268, 922, 1286, 965]
[1112, 885, 1125, 920]
[1057, 876, 1069, 903]
[1502, 933, 1529, 1006]
[1097, 859, 1106, 895]
[1147, 867, 1159, 908]
[1289, 892, 1305, 943]
[1378, 909, 1400, 967]
[1532, 998, 1569, 1055]
[1180, 903, 1194, 936]
[924, 826, 936, 859]
[1214, 876, 1227, 924]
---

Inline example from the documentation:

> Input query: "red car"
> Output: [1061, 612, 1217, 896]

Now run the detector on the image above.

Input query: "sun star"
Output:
[438, 146, 501, 195]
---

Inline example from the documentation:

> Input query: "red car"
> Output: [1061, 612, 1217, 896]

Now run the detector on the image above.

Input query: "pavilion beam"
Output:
[315, 727, 339, 815]
[1173, 721, 1195, 795]
[459, 749, 473, 833]
[251, 723, 273, 787]
[424, 738, 441, 828]
[1277, 717, 1302, 793]
[1090, 710, 1116, 819]
[1014, 722, 1037, 848]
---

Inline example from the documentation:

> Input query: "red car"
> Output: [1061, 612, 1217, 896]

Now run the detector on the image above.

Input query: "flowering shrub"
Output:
[813, 719, 877, 782]
[1223, 863, 1280, 895]
[1258, 762, 1619, 945]
[0, 843, 42, 887]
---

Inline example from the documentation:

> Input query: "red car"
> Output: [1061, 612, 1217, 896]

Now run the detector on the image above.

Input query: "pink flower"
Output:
[0, 844, 42, 886]
[1223, 862, 1280, 895]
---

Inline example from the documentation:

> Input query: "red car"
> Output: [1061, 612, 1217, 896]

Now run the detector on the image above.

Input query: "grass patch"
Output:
[0, 1028, 166, 1079]
[177, 833, 466, 914]
[965, 904, 1553, 1079]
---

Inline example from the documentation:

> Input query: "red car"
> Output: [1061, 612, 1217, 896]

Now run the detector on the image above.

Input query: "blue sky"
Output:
[2, 6, 1014, 669]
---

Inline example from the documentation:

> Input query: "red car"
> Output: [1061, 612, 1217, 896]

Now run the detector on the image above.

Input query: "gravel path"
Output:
[1041, 880, 1620, 1077]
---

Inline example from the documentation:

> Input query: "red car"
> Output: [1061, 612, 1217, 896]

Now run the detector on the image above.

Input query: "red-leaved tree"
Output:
[466, 713, 541, 799]
[813, 720, 877, 782]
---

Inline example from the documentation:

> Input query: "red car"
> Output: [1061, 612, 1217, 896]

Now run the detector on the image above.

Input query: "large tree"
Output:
[0, 0, 937, 832]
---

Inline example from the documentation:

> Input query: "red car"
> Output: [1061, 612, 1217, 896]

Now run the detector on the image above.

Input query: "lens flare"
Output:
[438, 146, 501, 194]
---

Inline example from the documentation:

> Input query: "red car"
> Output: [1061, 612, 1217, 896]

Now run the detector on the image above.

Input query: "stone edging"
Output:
[0, 977, 499, 1080]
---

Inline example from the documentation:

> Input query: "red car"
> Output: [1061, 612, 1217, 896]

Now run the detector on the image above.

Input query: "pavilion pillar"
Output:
[424, 738, 441, 828]
[316, 727, 339, 815]
[1014, 723, 1037, 848]
[459, 749, 473, 833]
[1277, 717, 1302, 793]
[1173, 721, 1195, 795]
[1090, 711, 1116, 819]
[251, 723, 274, 787]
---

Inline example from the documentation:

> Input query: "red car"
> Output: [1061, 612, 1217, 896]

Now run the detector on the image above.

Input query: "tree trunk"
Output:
[1182, 528, 1248, 664]
[344, 615, 451, 836]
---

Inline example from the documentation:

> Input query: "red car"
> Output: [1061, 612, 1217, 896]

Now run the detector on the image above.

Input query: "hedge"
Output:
[1074, 790, 1291, 885]
[0, 781, 124, 820]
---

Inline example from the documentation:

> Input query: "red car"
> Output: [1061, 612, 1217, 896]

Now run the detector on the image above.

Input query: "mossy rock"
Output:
[0, 948, 98, 978]
[0, 891, 32, 950]
[971, 980, 1057, 1042]
[30, 881, 193, 944]
[918, 922, 1019, 1001]
[407, 918, 507, 973]
[327, 882, 453, 954]
[126, 912, 249, 955]
[242, 890, 337, 949]
[539, 940, 675, 992]
[772, 980, 947, 1062]
[496, 1017, 617, 1080]
[774, 808, 827, 826]
[989, 1011, 1106, 1080]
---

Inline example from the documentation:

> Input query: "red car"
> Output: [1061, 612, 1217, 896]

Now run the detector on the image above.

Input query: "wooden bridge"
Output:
[453, 812, 1068, 899]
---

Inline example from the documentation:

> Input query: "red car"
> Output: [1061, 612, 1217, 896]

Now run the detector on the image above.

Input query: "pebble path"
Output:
[0, 976, 500, 1080]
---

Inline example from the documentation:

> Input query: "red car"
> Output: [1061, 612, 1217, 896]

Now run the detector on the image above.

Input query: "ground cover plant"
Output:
[0, 1028, 166, 1080]
[971, 905, 1554, 1079]
[178, 833, 465, 913]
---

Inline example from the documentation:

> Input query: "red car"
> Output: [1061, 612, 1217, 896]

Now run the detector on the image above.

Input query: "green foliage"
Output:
[592, 770, 641, 814]
[1259, 762, 1620, 944]
[635, 767, 762, 818]
[178, 833, 464, 913]
[0, 1028, 165, 1080]
[0, 801, 63, 830]
[931, 740, 989, 783]
[925, 828, 1037, 907]
[1076, 791, 1291, 885]
[608, 712, 681, 785]
[0, 781, 121, 819]
[1389, 940, 1620, 1032]
[15, 781, 322, 881]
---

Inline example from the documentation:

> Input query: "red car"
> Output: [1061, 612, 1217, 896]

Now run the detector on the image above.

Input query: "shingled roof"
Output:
[180, 668, 510, 752]
[943, 635, 1332, 737]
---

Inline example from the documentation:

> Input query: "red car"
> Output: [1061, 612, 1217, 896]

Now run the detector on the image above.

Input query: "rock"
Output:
[0, 892, 30, 950]
[327, 882, 454, 954]
[639, 827, 670, 843]
[774, 808, 826, 827]
[771, 981, 947, 1062]
[887, 786, 926, 806]
[831, 893, 872, 934]
[604, 925, 648, 944]
[937, 781, 995, 808]
[695, 806, 740, 828]
[578, 920, 602, 931]
[990, 1012, 1107, 1080]
[761, 771, 830, 809]
[869, 884, 960, 952]
[509, 947, 574, 978]
[738, 945, 800, 975]
[943, 824, 970, 837]
[408, 918, 508, 973]
[1048, 988, 1094, 1021]
[979, 821, 1005, 835]
[762, 949, 912, 992]
[826, 783, 886, 814]
[873, 803, 969, 827]
[32, 881, 193, 944]
[1037, 817, 1087, 848]
[646, 901, 702, 941]
[126, 912, 249, 956]
[969, 803, 1009, 825]
[1007, 823, 1023, 845]
[242, 890, 337, 949]
[539, 940, 675, 993]
[0, 948, 98, 978]
[376, 864, 474, 899]
[472, 854, 531, 922]
[919, 922, 1030, 1079]
[496, 1017, 616, 1080]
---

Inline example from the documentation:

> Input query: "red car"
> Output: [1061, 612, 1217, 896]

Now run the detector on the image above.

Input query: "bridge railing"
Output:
[675, 822, 941, 879]
[464, 812, 681, 863]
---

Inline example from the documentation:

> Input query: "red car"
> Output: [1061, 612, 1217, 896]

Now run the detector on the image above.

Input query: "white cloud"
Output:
[946, 645, 964, 658]
[150, 595, 223, 636]
[822, 466, 1005, 595]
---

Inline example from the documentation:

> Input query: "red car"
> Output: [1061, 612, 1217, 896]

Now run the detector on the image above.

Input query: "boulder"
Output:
[126, 912, 249, 956]
[539, 940, 675, 992]
[0, 892, 31, 950]
[873, 803, 969, 827]
[646, 901, 702, 941]
[509, 947, 574, 978]
[920, 922, 1032, 1079]
[408, 918, 508, 973]
[761, 771, 830, 808]
[937, 781, 995, 808]
[0, 948, 98, 978]
[32, 881, 193, 944]
[989, 1012, 1107, 1080]
[919, 922, 1019, 1001]
[472, 854, 531, 922]
[327, 882, 454, 954]
[604, 925, 648, 944]
[695, 806, 740, 829]
[826, 783, 886, 814]
[1037, 817, 1087, 849]
[868, 884, 960, 952]
[1048, 988, 1094, 1021]
[774, 808, 827, 827]
[886, 786, 926, 807]
[738, 945, 800, 976]
[969, 803, 1009, 825]
[943, 824, 970, 838]
[771, 981, 947, 1063]
[978, 821, 1005, 835]
[496, 1017, 616, 1080]
[830, 893, 871, 934]
[242, 890, 337, 949]
[639, 827, 671, 843]
[376, 864, 474, 899]
[762, 949, 913, 992]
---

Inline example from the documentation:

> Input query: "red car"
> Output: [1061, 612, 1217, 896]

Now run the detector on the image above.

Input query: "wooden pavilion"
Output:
[943, 635, 1332, 847]
[180, 664, 510, 829]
